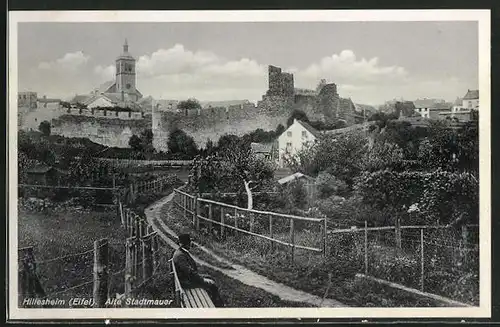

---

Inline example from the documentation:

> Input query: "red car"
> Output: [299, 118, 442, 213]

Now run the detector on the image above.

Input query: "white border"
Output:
[8, 10, 491, 320]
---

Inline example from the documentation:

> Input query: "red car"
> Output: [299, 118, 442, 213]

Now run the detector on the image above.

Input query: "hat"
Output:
[178, 233, 191, 245]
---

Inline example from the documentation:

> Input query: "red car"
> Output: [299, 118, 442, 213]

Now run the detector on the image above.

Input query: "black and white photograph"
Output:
[8, 10, 491, 320]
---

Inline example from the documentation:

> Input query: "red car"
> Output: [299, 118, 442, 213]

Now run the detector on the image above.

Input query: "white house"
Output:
[462, 89, 479, 110]
[448, 89, 479, 122]
[278, 118, 320, 168]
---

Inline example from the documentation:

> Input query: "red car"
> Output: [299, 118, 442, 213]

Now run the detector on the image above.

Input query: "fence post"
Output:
[395, 217, 402, 249]
[250, 212, 255, 233]
[195, 196, 200, 231]
[220, 207, 225, 239]
[119, 201, 125, 227]
[461, 225, 469, 266]
[142, 234, 153, 281]
[93, 238, 109, 308]
[208, 203, 213, 233]
[152, 234, 159, 267]
[192, 195, 197, 227]
[234, 208, 238, 233]
[323, 218, 327, 259]
[183, 194, 187, 219]
[125, 238, 133, 296]
[269, 214, 274, 252]
[364, 221, 368, 275]
[290, 218, 295, 264]
[19, 246, 45, 301]
[420, 228, 425, 291]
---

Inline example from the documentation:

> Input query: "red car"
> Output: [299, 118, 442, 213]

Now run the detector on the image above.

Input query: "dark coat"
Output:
[172, 247, 205, 288]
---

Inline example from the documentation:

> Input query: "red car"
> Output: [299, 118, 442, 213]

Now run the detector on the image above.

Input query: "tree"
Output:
[285, 131, 368, 189]
[286, 109, 310, 127]
[275, 123, 286, 136]
[177, 98, 202, 111]
[362, 141, 405, 172]
[217, 134, 241, 150]
[128, 129, 155, 158]
[129, 134, 142, 151]
[167, 129, 199, 157]
[190, 139, 274, 209]
[38, 120, 51, 137]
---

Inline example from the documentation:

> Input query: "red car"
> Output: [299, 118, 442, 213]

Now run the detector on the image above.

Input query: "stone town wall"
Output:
[51, 114, 150, 148]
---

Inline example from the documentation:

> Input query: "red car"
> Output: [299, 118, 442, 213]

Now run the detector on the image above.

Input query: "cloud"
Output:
[38, 51, 90, 71]
[24, 45, 474, 105]
[295, 49, 409, 89]
[94, 65, 115, 81]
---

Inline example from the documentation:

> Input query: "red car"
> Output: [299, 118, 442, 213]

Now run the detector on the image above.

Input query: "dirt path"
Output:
[145, 192, 347, 308]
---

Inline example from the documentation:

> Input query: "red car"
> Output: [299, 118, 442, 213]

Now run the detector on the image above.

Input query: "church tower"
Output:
[115, 39, 137, 101]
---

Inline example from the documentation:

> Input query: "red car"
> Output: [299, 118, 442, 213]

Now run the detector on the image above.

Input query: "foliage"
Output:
[167, 129, 199, 157]
[418, 120, 478, 173]
[285, 131, 368, 188]
[368, 111, 399, 125]
[188, 137, 274, 197]
[362, 141, 405, 172]
[279, 180, 308, 210]
[38, 120, 51, 137]
[128, 128, 155, 158]
[314, 172, 348, 198]
[128, 134, 142, 151]
[378, 120, 428, 159]
[353, 169, 478, 225]
[177, 98, 202, 111]
[286, 109, 310, 127]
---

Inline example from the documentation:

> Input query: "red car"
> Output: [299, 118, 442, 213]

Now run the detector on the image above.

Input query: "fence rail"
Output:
[173, 188, 327, 262]
[328, 219, 479, 305]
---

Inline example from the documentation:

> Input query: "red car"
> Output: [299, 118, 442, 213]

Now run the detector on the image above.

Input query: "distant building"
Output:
[447, 89, 479, 122]
[37, 95, 62, 110]
[414, 99, 452, 119]
[26, 165, 66, 185]
[278, 118, 320, 168]
[462, 89, 479, 110]
[18, 91, 38, 109]
[250, 142, 277, 161]
[70, 39, 143, 109]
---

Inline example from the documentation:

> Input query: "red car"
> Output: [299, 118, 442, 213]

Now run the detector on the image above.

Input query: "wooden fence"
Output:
[118, 202, 162, 297]
[329, 220, 479, 303]
[173, 189, 327, 262]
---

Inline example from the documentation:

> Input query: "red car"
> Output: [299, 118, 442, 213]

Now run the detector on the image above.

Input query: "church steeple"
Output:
[123, 39, 129, 53]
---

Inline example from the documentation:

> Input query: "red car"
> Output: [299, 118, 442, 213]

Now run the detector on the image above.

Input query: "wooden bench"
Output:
[170, 258, 215, 308]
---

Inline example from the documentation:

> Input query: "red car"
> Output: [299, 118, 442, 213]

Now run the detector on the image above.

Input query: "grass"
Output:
[131, 239, 314, 308]
[163, 202, 460, 307]
[17, 188, 307, 308]
[18, 206, 127, 307]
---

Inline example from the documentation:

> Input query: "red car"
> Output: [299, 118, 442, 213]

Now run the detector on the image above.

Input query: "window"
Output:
[126, 83, 131, 89]
[302, 131, 307, 138]
[286, 142, 292, 149]
[287, 131, 292, 137]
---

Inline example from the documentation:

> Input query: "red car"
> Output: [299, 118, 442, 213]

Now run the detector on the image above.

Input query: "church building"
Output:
[70, 39, 143, 109]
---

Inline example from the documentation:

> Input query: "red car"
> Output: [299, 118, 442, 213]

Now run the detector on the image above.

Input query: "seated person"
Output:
[172, 233, 224, 307]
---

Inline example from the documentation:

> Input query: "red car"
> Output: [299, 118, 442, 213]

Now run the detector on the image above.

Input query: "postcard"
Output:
[8, 9, 491, 321]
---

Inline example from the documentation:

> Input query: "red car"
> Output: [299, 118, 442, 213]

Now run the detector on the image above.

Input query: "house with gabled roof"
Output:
[278, 118, 321, 168]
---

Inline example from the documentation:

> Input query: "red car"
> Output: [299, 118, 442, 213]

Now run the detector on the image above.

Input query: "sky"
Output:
[17, 21, 478, 106]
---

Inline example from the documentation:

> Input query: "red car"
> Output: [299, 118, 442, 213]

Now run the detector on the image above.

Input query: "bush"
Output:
[315, 172, 348, 198]
[354, 169, 479, 225]
[280, 181, 308, 210]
